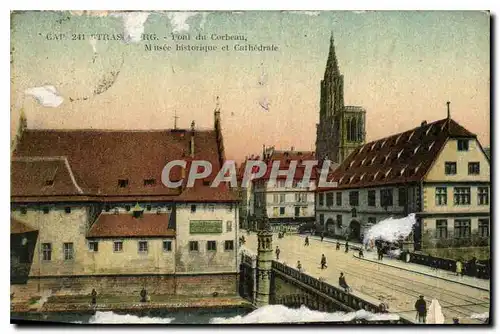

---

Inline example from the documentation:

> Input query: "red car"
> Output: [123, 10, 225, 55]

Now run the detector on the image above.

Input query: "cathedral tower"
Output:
[316, 34, 366, 165]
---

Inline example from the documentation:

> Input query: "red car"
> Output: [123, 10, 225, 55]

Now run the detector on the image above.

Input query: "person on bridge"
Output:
[414, 295, 427, 323]
[345, 241, 349, 253]
[321, 254, 327, 269]
[297, 260, 302, 272]
[339, 272, 351, 293]
[304, 236, 309, 247]
[275, 246, 281, 260]
[456, 260, 463, 276]
[336, 241, 340, 250]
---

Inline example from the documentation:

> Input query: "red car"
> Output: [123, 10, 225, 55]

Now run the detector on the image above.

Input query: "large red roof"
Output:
[318, 118, 476, 191]
[87, 212, 175, 238]
[12, 128, 237, 202]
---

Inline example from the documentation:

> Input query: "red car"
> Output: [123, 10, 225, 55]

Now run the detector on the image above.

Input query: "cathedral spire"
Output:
[325, 32, 340, 78]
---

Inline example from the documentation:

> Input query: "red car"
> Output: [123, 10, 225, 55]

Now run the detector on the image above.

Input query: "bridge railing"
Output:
[272, 261, 383, 314]
[403, 252, 490, 279]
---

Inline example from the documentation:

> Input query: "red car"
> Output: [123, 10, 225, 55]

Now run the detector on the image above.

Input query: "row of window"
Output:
[272, 180, 314, 189]
[319, 188, 407, 208]
[319, 186, 489, 208]
[319, 214, 377, 228]
[188, 240, 235, 252]
[19, 204, 234, 215]
[40, 240, 235, 261]
[435, 187, 489, 206]
[271, 193, 308, 204]
[444, 161, 481, 175]
[117, 178, 157, 188]
[435, 219, 489, 238]
[272, 206, 308, 217]
[190, 204, 233, 213]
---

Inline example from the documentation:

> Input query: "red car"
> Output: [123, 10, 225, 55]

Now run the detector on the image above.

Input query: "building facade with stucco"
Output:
[316, 116, 490, 252]
[10, 104, 240, 296]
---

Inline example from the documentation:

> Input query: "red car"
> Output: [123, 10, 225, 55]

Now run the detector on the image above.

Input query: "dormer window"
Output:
[428, 141, 435, 151]
[397, 149, 404, 159]
[425, 124, 433, 136]
[383, 154, 390, 163]
[385, 168, 392, 178]
[407, 131, 415, 141]
[373, 172, 379, 180]
[380, 140, 387, 148]
[400, 167, 406, 176]
[118, 179, 129, 188]
[370, 143, 376, 151]
[361, 158, 366, 166]
[360, 173, 366, 181]
[144, 178, 156, 186]
[414, 145, 421, 155]
[371, 156, 376, 165]
[395, 134, 402, 145]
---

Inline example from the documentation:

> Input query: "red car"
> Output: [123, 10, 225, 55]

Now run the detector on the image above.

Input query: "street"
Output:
[244, 232, 490, 324]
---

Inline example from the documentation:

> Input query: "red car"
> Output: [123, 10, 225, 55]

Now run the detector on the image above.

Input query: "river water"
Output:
[11, 307, 252, 324]
[11, 305, 402, 324]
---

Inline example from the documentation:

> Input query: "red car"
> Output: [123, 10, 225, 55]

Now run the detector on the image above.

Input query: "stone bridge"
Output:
[239, 253, 411, 324]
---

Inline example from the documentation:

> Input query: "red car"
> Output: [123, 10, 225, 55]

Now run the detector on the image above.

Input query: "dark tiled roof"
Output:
[11, 157, 85, 197]
[11, 217, 37, 234]
[319, 118, 476, 191]
[12, 128, 237, 202]
[87, 213, 175, 238]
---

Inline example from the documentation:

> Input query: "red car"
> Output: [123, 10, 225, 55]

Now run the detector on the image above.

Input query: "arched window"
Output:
[346, 118, 352, 141]
[357, 117, 363, 141]
[350, 118, 357, 142]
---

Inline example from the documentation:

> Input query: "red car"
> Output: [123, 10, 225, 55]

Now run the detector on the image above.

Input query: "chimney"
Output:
[214, 96, 221, 129]
[190, 120, 195, 158]
[263, 144, 266, 159]
[421, 120, 427, 127]
[291, 146, 294, 152]
[447, 101, 451, 119]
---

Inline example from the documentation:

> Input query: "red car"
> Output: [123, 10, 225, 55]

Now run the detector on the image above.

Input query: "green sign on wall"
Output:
[189, 220, 223, 234]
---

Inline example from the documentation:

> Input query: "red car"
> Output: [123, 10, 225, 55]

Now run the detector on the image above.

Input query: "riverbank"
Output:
[11, 293, 253, 314]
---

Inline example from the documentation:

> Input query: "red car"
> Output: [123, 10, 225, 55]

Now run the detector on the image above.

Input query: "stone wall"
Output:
[11, 273, 238, 298]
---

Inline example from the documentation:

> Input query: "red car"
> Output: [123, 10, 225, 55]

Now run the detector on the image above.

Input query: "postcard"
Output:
[10, 10, 490, 325]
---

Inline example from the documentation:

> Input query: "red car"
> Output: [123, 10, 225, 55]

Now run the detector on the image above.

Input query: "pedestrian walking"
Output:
[320, 254, 327, 269]
[452, 317, 460, 324]
[345, 241, 349, 253]
[304, 236, 309, 246]
[275, 246, 280, 260]
[321, 232, 324, 242]
[358, 248, 364, 258]
[339, 272, 351, 293]
[456, 260, 463, 276]
[297, 260, 302, 272]
[90, 288, 97, 305]
[414, 295, 427, 323]
[140, 288, 148, 303]
[336, 241, 340, 250]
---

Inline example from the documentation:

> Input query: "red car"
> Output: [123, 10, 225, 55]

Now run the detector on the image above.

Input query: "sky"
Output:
[10, 10, 490, 162]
